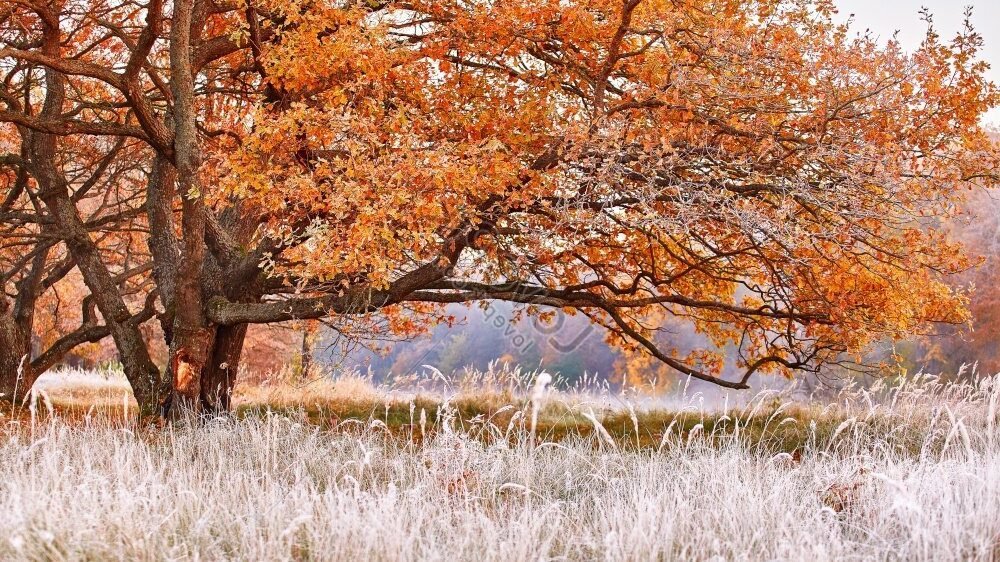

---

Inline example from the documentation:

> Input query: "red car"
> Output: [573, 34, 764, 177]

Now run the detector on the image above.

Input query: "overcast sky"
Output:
[832, 0, 1000, 124]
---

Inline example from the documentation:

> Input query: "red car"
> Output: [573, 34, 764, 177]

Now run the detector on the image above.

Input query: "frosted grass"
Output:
[0, 372, 998, 561]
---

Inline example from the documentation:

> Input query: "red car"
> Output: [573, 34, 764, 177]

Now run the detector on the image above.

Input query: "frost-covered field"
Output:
[1, 372, 999, 561]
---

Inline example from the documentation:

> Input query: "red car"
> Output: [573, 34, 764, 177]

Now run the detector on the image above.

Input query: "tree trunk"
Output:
[0, 316, 33, 404]
[200, 323, 247, 413]
[167, 327, 214, 413]
[164, 0, 213, 418]
[146, 155, 180, 344]
[299, 326, 314, 380]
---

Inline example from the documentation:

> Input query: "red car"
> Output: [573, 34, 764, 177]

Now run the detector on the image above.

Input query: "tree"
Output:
[0, 63, 158, 403]
[904, 186, 1000, 376]
[1, 0, 997, 415]
[0, 4, 164, 406]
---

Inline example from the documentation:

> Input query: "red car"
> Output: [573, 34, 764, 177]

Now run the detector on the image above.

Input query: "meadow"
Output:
[1, 366, 998, 561]
[2, 0, 998, 559]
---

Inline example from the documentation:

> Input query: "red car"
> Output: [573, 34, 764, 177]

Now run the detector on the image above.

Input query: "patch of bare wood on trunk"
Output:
[171, 349, 200, 401]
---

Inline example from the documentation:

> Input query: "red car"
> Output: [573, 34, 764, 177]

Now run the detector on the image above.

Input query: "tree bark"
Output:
[200, 323, 247, 413]
[146, 155, 180, 344]
[0, 314, 32, 404]
[0, 226, 47, 403]
[299, 325, 315, 380]
[164, 0, 215, 417]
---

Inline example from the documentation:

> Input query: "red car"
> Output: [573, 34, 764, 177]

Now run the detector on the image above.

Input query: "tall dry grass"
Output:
[0, 368, 998, 560]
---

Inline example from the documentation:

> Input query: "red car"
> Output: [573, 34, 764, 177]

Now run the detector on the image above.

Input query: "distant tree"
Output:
[1, 0, 997, 415]
[907, 188, 1000, 376]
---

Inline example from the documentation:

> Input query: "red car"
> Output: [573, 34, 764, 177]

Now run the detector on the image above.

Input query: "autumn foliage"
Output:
[1, 0, 997, 414]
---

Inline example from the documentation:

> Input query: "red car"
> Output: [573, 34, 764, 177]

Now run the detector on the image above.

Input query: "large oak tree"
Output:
[1, 0, 997, 415]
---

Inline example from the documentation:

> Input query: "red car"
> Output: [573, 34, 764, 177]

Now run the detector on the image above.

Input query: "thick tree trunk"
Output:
[0, 316, 33, 404]
[1, 228, 46, 404]
[164, 0, 214, 418]
[200, 323, 247, 413]
[167, 326, 214, 413]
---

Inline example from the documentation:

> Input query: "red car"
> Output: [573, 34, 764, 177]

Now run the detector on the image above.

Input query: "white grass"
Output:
[1, 371, 999, 560]
[30, 367, 134, 409]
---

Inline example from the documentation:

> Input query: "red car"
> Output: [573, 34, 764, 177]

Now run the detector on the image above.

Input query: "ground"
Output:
[1, 366, 998, 560]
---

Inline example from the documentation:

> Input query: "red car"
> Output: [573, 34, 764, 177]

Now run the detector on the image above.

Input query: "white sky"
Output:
[832, 0, 1000, 125]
